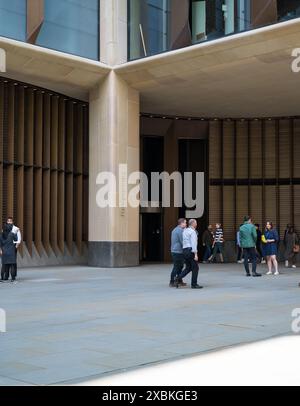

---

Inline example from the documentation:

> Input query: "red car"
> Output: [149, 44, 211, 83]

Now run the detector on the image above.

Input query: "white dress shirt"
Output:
[183, 227, 198, 254]
[12, 225, 22, 245]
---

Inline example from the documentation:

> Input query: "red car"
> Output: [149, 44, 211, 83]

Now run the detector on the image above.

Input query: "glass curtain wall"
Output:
[128, 0, 300, 60]
[0, 0, 99, 61]
[0, 0, 26, 41]
[36, 0, 99, 60]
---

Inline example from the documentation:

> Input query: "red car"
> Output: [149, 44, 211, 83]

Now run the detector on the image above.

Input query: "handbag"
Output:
[293, 244, 300, 253]
[262, 235, 267, 244]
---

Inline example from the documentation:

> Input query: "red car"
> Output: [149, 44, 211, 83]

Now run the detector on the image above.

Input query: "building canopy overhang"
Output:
[0, 36, 110, 101]
[115, 18, 300, 119]
[2, 18, 300, 117]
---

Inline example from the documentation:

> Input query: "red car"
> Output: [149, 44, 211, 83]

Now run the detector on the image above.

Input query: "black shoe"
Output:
[191, 285, 203, 289]
[252, 273, 262, 277]
[246, 273, 251, 277]
[169, 282, 176, 288]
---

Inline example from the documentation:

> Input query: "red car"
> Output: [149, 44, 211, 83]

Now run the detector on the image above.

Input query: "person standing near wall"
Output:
[202, 225, 214, 264]
[284, 225, 299, 269]
[239, 216, 261, 277]
[262, 222, 280, 276]
[0, 224, 18, 283]
[255, 224, 265, 264]
[6, 217, 21, 280]
[236, 226, 244, 264]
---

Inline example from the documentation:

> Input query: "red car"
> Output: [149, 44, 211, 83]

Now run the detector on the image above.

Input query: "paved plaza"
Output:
[0, 263, 299, 386]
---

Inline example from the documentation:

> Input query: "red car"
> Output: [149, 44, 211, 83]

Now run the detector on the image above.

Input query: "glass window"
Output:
[35, 0, 99, 60]
[0, 0, 26, 41]
[129, 0, 170, 60]
[129, 0, 300, 61]
[128, 0, 191, 60]
[278, 0, 300, 22]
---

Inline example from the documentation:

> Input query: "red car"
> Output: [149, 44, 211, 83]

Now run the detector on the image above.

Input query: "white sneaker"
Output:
[292, 265, 297, 269]
[261, 260, 266, 264]
[274, 271, 280, 276]
[266, 271, 273, 275]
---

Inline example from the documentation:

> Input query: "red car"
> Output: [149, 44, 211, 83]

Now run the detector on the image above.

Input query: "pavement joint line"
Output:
[58, 332, 292, 386]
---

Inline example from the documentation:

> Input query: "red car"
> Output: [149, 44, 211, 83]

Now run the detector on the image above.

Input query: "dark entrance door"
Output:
[178, 139, 209, 259]
[141, 213, 163, 262]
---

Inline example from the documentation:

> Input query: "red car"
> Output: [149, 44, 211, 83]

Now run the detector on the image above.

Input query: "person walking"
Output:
[209, 223, 225, 263]
[239, 216, 261, 277]
[0, 224, 18, 283]
[284, 224, 292, 267]
[236, 226, 244, 264]
[202, 225, 214, 264]
[262, 222, 280, 276]
[176, 219, 203, 289]
[169, 218, 188, 287]
[284, 225, 299, 269]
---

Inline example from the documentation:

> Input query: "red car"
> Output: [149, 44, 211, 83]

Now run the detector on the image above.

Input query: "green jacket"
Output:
[239, 222, 257, 248]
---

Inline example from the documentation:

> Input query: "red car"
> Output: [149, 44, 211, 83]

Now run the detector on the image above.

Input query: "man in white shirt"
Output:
[7, 217, 22, 247]
[176, 219, 203, 289]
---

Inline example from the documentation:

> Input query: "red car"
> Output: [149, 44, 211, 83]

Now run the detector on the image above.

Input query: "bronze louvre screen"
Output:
[0, 77, 89, 259]
[209, 118, 300, 241]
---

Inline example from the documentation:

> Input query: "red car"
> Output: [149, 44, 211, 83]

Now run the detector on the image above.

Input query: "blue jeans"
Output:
[203, 245, 212, 262]
[211, 243, 225, 262]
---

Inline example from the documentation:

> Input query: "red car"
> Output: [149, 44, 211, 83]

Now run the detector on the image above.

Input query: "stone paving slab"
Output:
[0, 263, 299, 385]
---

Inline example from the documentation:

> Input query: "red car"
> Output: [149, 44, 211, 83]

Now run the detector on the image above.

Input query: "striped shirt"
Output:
[215, 228, 224, 243]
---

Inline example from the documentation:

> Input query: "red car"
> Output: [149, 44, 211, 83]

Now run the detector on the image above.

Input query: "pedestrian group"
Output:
[170, 216, 300, 288]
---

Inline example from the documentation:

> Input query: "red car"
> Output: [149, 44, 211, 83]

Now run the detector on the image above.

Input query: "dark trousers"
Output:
[1, 264, 17, 281]
[178, 248, 199, 287]
[203, 245, 212, 262]
[243, 248, 257, 275]
[170, 253, 184, 283]
[287, 252, 297, 266]
[256, 244, 263, 261]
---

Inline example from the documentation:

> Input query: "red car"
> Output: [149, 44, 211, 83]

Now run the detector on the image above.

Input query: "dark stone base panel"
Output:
[88, 242, 140, 268]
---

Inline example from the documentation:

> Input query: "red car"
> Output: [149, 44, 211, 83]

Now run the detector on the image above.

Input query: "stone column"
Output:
[88, 71, 140, 267]
[100, 0, 128, 65]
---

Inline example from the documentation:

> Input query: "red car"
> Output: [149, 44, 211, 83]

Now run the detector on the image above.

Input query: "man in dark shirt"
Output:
[170, 218, 187, 287]
[202, 225, 214, 264]
[255, 224, 265, 264]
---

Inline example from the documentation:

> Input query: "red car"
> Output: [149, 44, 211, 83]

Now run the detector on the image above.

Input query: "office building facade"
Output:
[1, 0, 300, 266]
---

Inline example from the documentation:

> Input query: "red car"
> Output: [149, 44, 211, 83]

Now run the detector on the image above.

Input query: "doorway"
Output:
[141, 213, 163, 262]
[178, 138, 209, 258]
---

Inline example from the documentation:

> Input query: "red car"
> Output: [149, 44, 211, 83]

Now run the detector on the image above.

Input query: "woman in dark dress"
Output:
[262, 221, 280, 276]
[0, 224, 18, 282]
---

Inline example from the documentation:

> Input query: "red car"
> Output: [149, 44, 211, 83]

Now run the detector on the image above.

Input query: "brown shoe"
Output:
[178, 281, 187, 287]
[169, 282, 176, 288]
